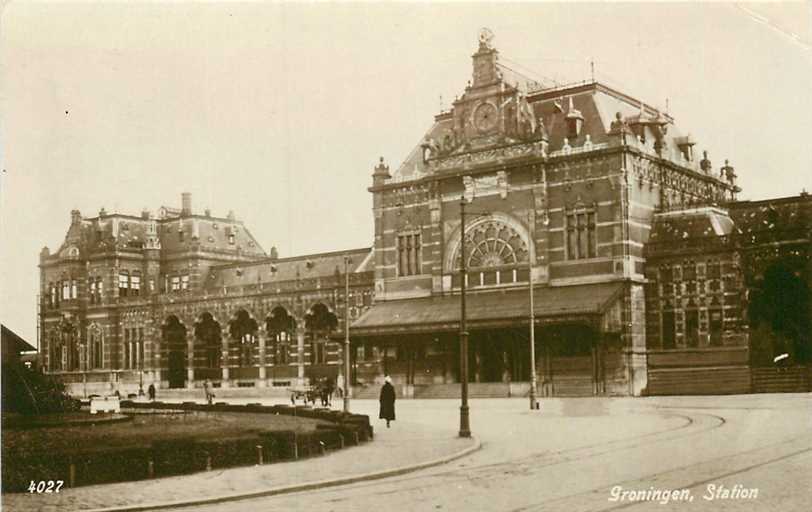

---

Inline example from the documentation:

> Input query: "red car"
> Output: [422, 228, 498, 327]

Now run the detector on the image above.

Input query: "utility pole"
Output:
[343, 256, 352, 413]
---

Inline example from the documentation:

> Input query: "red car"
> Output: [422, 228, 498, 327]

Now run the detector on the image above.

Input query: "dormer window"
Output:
[179, 230, 185, 242]
[228, 233, 235, 245]
[565, 97, 584, 139]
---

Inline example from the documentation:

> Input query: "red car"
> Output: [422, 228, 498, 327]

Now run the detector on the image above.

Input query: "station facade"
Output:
[40, 33, 809, 397]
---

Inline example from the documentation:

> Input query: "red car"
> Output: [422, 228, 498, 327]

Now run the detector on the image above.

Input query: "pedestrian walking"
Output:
[147, 383, 156, 401]
[336, 372, 345, 399]
[379, 375, 396, 428]
[325, 377, 335, 407]
[203, 379, 214, 405]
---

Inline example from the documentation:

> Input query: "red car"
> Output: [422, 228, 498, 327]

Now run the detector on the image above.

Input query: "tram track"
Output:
[505, 424, 812, 511]
[317, 409, 727, 501]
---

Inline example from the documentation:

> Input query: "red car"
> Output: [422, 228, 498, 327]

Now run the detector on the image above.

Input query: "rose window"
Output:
[461, 221, 528, 269]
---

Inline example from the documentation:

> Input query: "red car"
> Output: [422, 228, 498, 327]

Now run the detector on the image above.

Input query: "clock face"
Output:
[473, 102, 498, 133]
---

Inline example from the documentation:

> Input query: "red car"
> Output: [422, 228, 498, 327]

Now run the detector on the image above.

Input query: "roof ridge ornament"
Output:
[478, 27, 494, 50]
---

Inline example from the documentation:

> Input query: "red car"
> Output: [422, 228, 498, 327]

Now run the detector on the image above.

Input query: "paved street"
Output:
[5, 394, 810, 512]
[182, 394, 811, 512]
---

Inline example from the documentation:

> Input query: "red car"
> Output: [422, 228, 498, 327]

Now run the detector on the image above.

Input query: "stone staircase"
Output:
[414, 383, 510, 399]
[752, 367, 810, 393]
[646, 366, 752, 395]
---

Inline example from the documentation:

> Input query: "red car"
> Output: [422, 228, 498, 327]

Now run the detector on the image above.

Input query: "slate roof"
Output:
[207, 247, 374, 289]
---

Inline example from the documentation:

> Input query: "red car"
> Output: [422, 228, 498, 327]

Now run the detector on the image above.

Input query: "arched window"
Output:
[195, 313, 222, 369]
[305, 304, 337, 365]
[229, 310, 258, 367]
[266, 307, 296, 365]
[453, 220, 530, 288]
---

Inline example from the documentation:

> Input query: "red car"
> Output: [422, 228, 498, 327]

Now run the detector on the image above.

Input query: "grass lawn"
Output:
[3, 411, 329, 456]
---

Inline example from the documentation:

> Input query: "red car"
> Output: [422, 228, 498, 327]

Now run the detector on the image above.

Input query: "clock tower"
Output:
[471, 28, 499, 88]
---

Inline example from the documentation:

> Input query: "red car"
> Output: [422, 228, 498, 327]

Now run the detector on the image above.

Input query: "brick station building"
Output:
[40, 33, 810, 397]
[39, 193, 375, 395]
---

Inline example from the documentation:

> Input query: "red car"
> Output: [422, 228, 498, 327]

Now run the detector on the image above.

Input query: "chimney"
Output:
[181, 192, 192, 217]
[70, 209, 82, 225]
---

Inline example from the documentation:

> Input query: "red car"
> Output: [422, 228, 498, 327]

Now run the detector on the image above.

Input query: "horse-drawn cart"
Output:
[288, 385, 320, 405]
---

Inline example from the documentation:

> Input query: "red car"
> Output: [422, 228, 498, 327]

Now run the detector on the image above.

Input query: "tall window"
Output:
[709, 309, 723, 346]
[70, 280, 77, 299]
[89, 278, 96, 304]
[397, 233, 421, 276]
[311, 341, 326, 364]
[124, 329, 131, 369]
[566, 211, 597, 260]
[181, 274, 189, 290]
[49, 282, 56, 307]
[119, 271, 129, 297]
[131, 272, 141, 297]
[685, 309, 699, 347]
[62, 280, 70, 300]
[138, 328, 144, 369]
[91, 332, 103, 369]
[171, 276, 181, 292]
[662, 311, 676, 349]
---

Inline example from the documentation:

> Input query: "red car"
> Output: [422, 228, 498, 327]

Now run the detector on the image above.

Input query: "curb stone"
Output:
[83, 435, 481, 512]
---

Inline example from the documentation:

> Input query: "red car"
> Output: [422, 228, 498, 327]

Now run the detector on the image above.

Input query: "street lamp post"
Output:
[529, 259, 538, 410]
[343, 256, 352, 413]
[458, 198, 471, 438]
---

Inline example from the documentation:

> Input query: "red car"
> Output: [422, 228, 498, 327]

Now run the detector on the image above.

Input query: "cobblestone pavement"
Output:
[183, 394, 811, 512]
[5, 394, 810, 512]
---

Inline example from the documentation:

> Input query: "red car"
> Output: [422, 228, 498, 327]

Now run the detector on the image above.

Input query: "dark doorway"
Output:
[194, 313, 222, 380]
[162, 316, 187, 389]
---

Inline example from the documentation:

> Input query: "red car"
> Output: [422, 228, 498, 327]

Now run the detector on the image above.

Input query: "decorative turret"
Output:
[700, 150, 712, 173]
[372, 157, 390, 186]
[269, 246, 279, 260]
[471, 28, 499, 88]
[70, 209, 82, 226]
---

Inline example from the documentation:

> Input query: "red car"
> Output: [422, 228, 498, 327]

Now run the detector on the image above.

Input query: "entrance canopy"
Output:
[351, 282, 623, 337]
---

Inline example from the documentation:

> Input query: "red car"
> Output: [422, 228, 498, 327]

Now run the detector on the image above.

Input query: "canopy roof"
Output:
[351, 282, 623, 337]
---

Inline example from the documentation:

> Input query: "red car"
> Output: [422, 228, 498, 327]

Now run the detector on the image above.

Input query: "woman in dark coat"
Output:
[379, 375, 396, 428]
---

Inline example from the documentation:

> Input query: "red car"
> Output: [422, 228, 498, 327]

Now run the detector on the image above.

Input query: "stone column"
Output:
[296, 323, 306, 387]
[221, 328, 230, 388]
[258, 331, 266, 387]
[186, 331, 195, 388]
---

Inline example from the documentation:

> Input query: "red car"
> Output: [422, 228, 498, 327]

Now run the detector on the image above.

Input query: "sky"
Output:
[1, 2, 811, 346]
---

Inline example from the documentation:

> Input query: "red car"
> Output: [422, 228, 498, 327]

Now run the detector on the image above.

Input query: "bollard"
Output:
[292, 434, 299, 460]
[353, 431, 360, 445]
[68, 462, 76, 488]
[256, 445, 264, 465]
[319, 441, 326, 456]
[339, 434, 345, 449]
[205, 452, 212, 471]
[147, 459, 154, 479]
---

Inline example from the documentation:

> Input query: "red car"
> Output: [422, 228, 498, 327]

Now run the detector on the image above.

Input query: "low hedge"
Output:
[3, 401, 373, 492]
